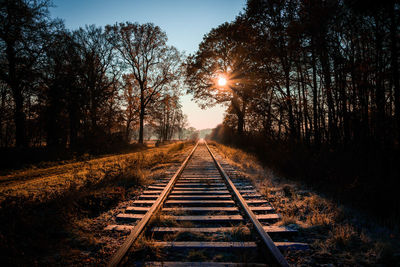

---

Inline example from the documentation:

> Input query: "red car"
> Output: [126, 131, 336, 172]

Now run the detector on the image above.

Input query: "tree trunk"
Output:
[0, 87, 6, 147]
[46, 110, 56, 148]
[125, 120, 131, 142]
[68, 100, 79, 149]
[285, 69, 296, 140]
[139, 87, 145, 144]
[237, 113, 244, 136]
[390, 4, 400, 142]
[296, 72, 304, 139]
[320, 43, 336, 145]
[311, 44, 320, 145]
[374, 19, 385, 145]
[231, 94, 245, 136]
[300, 64, 310, 144]
[339, 66, 349, 144]
[7, 41, 27, 148]
[13, 87, 26, 148]
[139, 110, 144, 144]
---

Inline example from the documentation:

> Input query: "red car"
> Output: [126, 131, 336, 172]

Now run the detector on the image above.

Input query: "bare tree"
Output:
[185, 19, 257, 135]
[74, 25, 119, 138]
[0, 0, 54, 147]
[177, 114, 188, 140]
[121, 73, 140, 142]
[106, 22, 182, 143]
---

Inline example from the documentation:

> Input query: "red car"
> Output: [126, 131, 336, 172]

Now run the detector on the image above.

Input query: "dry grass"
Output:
[186, 249, 208, 261]
[208, 141, 260, 173]
[0, 141, 191, 206]
[168, 142, 185, 153]
[128, 234, 165, 261]
[223, 224, 252, 242]
[0, 141, 194, 266]
[149, 212, 178, 227]
[209, 141, 400, 266]
[169, 231, 207, 242]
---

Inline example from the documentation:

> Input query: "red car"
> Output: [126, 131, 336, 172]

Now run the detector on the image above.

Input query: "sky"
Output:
[50, 0, 246, 130]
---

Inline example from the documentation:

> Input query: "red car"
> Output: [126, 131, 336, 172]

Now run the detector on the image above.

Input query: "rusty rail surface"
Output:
[107, 141, 199, 267]
[107, 140, 302, 266]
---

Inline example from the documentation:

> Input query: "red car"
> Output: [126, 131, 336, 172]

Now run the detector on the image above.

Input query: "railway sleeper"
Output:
[138, 241, 307, 251]
[170, 190, 230, 195]
[167, 195, 233, 200]
[105, 225, 297, 239]
[162, 207, 239, 214]
[116, 213, 279, 223]
[165, 200, 235, 207]
[150, 226, 297, 236]
[174, 183, 226, 187]
[172, 187, 228, 191]
[241, 194, 263, 198]
[161, 215, 243, 222]
[134, 262, 267, 267]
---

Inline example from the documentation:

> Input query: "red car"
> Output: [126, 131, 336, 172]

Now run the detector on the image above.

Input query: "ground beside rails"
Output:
[105, 141, 307, 266]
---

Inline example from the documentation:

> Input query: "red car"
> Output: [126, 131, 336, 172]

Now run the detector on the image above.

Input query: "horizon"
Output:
[2, 1, 400, 265]
[50, 0, 246, 130]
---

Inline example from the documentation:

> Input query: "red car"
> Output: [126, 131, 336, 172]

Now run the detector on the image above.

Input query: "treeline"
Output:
[0, 0, 187, 153]
[187, 0, 400, 223]
[187, 0, 400, 147]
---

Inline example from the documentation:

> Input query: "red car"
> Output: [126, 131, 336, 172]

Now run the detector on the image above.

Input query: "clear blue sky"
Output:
[50, 0, 246, 130]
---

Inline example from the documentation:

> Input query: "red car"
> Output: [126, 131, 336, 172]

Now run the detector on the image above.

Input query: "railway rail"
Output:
[105, 140, 307, 266]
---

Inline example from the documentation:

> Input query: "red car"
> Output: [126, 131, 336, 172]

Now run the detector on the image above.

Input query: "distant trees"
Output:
[121, 74, 140, 142]
[151, 93, 185, 141]
[106, 22, 182, 144]
[0, 1, 187, 152]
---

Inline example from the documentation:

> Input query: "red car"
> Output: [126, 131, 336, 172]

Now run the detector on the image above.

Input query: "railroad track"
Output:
[105, 141, 307, 266]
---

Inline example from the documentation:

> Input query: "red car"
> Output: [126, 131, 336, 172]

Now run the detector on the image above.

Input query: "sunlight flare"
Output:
[218, 77, 227, 86]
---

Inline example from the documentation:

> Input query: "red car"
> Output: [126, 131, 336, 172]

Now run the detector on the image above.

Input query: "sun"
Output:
[218, 77, 227, 86]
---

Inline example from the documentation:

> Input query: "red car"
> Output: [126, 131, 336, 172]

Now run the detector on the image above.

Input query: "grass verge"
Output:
[208, 141, 400, 266]
[0, 141, 194, 266]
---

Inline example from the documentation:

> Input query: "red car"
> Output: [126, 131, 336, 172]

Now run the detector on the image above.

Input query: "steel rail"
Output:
[205, 141, 289, 267]
[107, 141, 199, 267]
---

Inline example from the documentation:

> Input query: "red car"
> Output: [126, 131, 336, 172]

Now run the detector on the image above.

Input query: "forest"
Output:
[0, 0, 195, 168]
[1, 0, 400, 265]
[186, 0, 400, 225]
[1, 0, 400, 224]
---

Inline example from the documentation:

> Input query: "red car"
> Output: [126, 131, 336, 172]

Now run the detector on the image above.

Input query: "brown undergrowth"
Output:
[0, 141, 194, 266]
[208, 141, 400, 266]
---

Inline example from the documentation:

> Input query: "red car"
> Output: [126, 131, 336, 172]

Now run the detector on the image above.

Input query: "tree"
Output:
[151, 93, 183, 141]
[106, 22, 182, 144]
[74, 25, 119, 142]
[186, 19, 258, 135]
[177, 114, 188, 140]
[193, 0, 400, 149]
[0, 0, 54, 147]
[0, 81, 13, 147]
[41, 27, 78, 148]
[121, 73, 140, 142]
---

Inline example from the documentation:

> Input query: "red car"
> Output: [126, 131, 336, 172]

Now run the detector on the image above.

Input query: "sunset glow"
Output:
[1, 1, 397, 266]
[218, 77, 227, 86]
